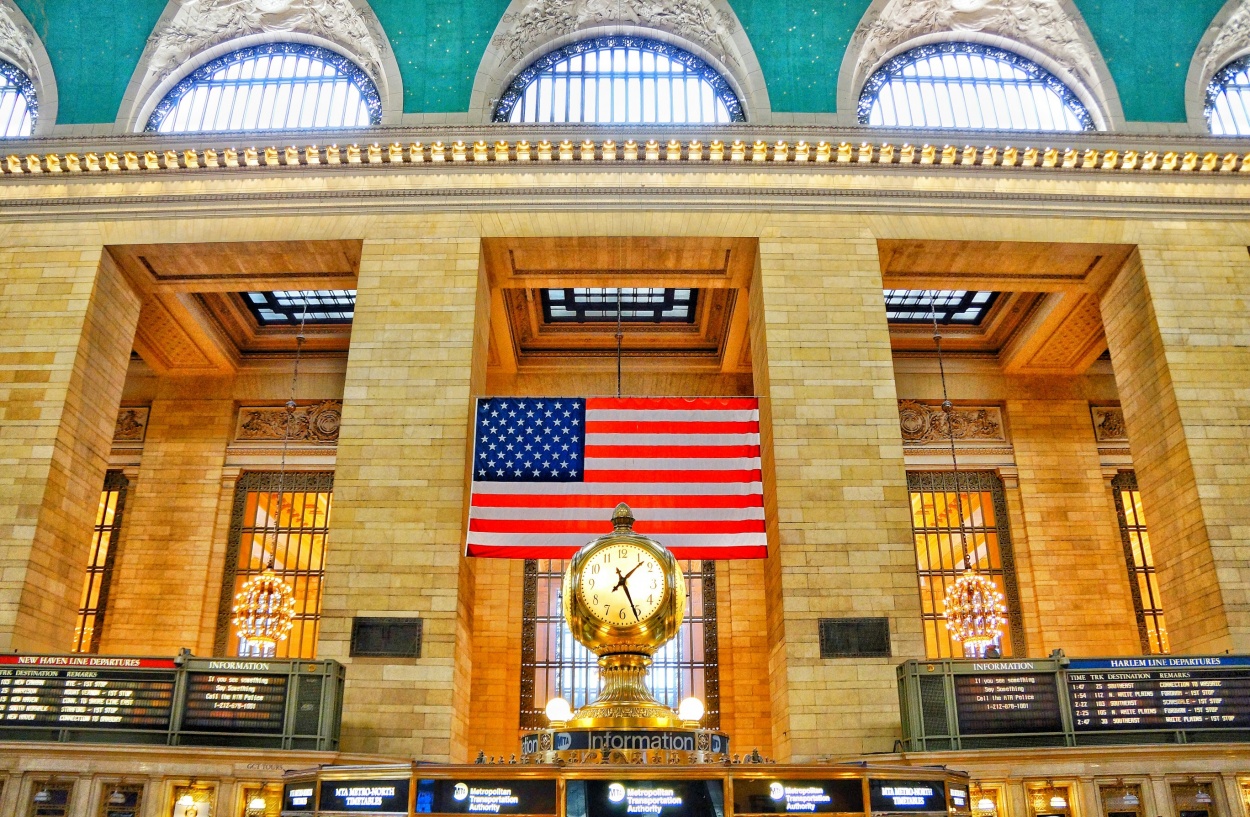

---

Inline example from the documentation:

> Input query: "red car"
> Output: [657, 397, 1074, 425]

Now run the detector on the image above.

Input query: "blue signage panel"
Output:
[284, 783, 317, 812]
[868, 780, 947, 813]
[567, 780, 725, 817]
[522, 730, 728, 756]
[732, 779, 864, 814]
[318, 779, 410, 813]
[415, 779, 557, 814]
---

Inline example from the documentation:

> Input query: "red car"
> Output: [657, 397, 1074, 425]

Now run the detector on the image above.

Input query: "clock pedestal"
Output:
[567, 653, 680, 729]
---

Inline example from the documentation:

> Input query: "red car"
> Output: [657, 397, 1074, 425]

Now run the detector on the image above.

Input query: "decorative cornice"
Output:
[898, 400, 1007, 446]
[1091, 405, 1127, 444]
[113, 406, 150, 444]
[4, 137, 1250, 176]
[235, 400, 342, 445]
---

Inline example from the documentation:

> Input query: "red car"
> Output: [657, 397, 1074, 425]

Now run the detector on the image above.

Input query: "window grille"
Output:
[146, 43, 380, 133]
[243, 290, 356, 325]
[72, 472, 129, 653]
[520, 558, 718, 729]
[884, 290, 999, 325]
[1111, 471, 1169, 654]
[907, 471, 1025, 658]
[494, 36, 743, 124]
[0, 60, 35, 137]
[859, 42, 1094, 131]
[1206, 55, 1250, 136]
[542, 288, 697, 323]
[215, 471, 334, 659]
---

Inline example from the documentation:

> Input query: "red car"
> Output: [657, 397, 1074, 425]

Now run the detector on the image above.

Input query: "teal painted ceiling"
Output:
[7, 0, 1233, 126]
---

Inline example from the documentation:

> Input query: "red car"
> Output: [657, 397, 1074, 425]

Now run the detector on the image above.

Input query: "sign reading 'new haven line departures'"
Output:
[0, 654, 342, 749]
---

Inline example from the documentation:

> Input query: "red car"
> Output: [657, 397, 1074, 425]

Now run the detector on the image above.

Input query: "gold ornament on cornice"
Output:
[4, 140, 1250, 176]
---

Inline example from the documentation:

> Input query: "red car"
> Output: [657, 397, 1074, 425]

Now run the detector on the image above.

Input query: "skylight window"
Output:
[0, 60, 36, 137]
[244, 290, 355, 326]
[542, 288, 697, 323]
[146, 43, 380, 133]
[494, 37, 743, 124]
[1206, 55, 1250, 136]
[859, 42, 1093, 131]
[884, 290, 999, 325]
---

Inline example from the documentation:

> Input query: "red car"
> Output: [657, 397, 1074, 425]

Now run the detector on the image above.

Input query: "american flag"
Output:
[465, 396, 766, 559]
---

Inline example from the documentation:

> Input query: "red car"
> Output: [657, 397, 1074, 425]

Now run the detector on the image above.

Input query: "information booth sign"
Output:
[0, 654, 343, 749]
[898, 655, 1250, 751]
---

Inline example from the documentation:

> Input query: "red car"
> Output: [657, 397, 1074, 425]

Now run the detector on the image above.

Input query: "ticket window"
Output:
[172, 784, 218, 817]
[1237, 779, 1250, 817]
[1098, 785, 1144, 817]
[100, 785, 144, 817]
[1171, 783, 1218, 817]
[238, 784, 282, 817]
[1026, 783, 1075, 817]
[27, 781, 74, 817]
[972, 784, 1007, 817]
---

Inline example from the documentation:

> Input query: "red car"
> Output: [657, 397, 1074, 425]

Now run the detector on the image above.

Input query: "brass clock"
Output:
[563, 504, 685, 658]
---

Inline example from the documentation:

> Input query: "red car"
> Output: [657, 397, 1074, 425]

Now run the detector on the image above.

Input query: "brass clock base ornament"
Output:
[520, 503, 730, 763]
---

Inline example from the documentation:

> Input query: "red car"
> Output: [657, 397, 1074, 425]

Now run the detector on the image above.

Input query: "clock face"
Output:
[576, 543, 667, 627]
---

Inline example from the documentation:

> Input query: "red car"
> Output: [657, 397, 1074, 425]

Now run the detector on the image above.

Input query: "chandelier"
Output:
[926, 292, 1007, 658]
[232, 305, 308, 657]
[944, 570, 1007, 658]
[232, 562, 295, 657]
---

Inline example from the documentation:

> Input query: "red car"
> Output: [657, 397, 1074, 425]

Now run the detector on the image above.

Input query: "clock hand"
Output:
[610, 567, 627, 594]
[620, 582, 641, 622]
[622, 559, 644, 581]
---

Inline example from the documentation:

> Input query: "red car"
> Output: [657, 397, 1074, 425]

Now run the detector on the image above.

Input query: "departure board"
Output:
[953, 671, 1063, 735]
[0, 656, 175, 729]
[183, 671, 288, 733]
[1068, 658, 1250, 731]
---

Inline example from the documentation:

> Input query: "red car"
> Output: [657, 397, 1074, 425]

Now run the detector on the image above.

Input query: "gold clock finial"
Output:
[612, 502, 635, 531]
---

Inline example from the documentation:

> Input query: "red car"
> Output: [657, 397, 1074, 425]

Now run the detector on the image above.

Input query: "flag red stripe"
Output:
[583, 469, 762, 483]
[467, 543, 767, 559]
[583, 444, 760, 458]
[469, 521, 767, 535]
[470, 493, 763, 509]
[584, 420, 759, 434]
[586, 397, 759, 411]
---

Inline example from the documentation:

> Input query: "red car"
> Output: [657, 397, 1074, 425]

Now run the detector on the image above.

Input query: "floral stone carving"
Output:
[1091, 406, 1127, 443]
[236, 400, 342, 445]
[898, 400, 1006, 445]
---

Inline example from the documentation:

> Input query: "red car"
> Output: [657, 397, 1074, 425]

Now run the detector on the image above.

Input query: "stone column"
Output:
[322, 217, 485, 760]
[1101, 244, 1250, 654]
[752, 217, 923, 759]
[99, 379, 236, 654]
[0, 237, 140, 652]
[1007, 399, 1139, 656]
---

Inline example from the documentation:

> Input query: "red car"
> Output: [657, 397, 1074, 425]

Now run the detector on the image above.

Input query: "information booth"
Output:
[279, 763, 970, 817]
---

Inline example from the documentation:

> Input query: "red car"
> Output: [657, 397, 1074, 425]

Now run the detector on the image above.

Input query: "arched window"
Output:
[146, 43, 381, 133]
[859, 42, 1094, 131]
[1206, 55, 1250, 136]
[494, 36, 743, 124]
[0, 59, 36, 137]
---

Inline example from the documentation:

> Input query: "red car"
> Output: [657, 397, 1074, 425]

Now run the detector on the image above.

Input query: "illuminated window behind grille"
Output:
[0, 60, 35, 137]
[1206, 55, 1250, 136]
[859, 42, 1094, 131]
[494, 37, 743, 124]
[146, 43, 380, 133]
[908, 471, 1024, 658]
[215, 472, 333, 659]
[521, 559, 718, 729]
[72, 471, 129, 653]
[1112, 471, 1169, 654]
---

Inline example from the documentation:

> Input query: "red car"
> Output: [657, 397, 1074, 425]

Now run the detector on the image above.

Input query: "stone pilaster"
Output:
[1007, 399, 1139, 656]
[322, 218, 485, 760]
[99, 379, 235, 654]
[753, 217, 923, 759]
[1101, 245, 1250, 654]
[0, 238, 140, 652]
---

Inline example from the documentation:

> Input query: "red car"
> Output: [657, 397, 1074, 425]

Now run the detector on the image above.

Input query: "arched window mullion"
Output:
[146, 42, 380, 134]
[0, 59, 36, 137]
[1206, 55, 1250, 136]
[858, 41, 1094, 132]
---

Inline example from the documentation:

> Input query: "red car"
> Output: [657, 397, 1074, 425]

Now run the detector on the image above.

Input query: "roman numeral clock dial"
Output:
[575, 543, 667, 627]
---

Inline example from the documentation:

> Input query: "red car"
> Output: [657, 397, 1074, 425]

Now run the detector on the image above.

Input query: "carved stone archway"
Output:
[1186, 0, 1250, 133]
[469, 0, 771, 123]
[838, 0, 1123, 130]
[117, 0, 403, 131]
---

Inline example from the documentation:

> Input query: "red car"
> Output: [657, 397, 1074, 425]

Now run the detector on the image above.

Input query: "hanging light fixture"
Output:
[232, 307, 307, 657]
[927, 292, 1007, 658]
